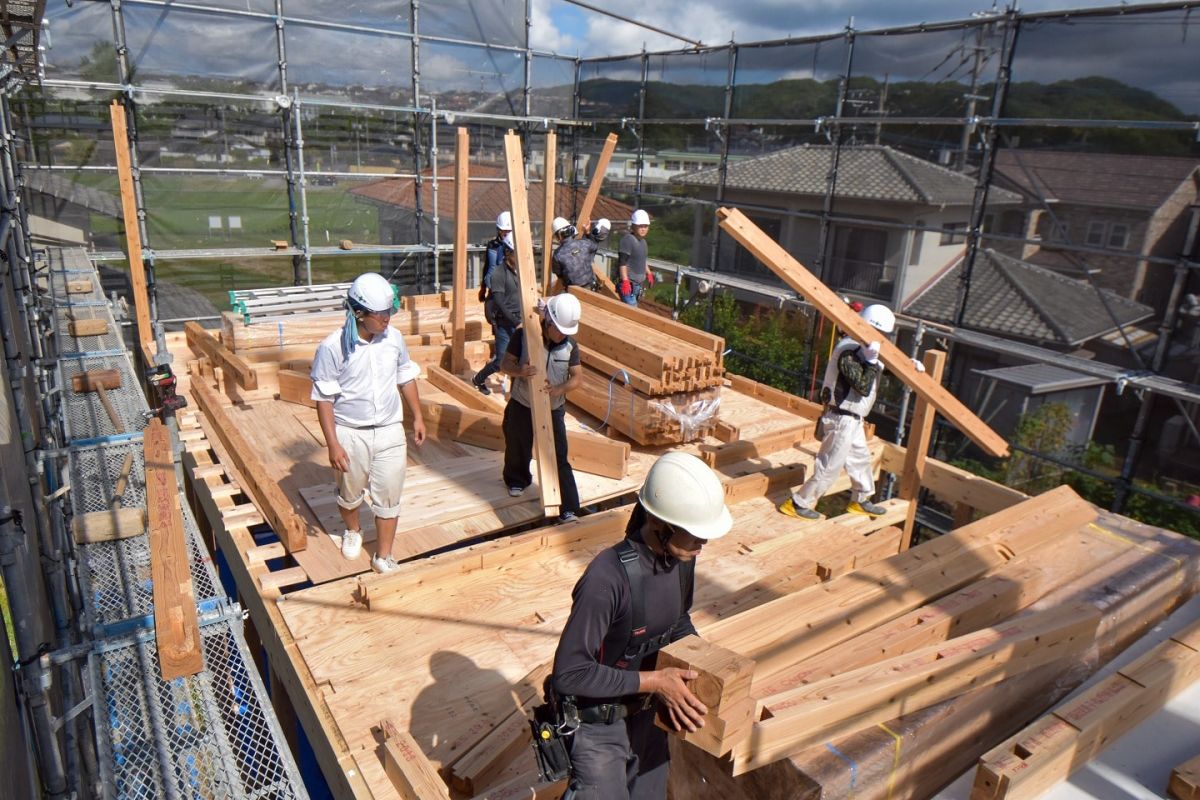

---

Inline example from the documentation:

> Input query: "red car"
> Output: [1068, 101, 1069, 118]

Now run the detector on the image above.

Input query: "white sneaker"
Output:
[371, 554, 398, 574]
[341, 529, 363, 560]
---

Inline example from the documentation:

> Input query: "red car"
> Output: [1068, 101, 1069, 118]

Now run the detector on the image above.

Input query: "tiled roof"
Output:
[349, 164, 635, 224]
[993, 150, 1200, 210]
[24, 171, 123, 218]
[905, 249, 1154, 346]
[673, 145, 1022, 206]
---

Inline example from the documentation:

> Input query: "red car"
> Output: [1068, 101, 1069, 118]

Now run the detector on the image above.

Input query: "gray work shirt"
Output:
[618, 233, 648, 282]
[506, 327, 580, 411]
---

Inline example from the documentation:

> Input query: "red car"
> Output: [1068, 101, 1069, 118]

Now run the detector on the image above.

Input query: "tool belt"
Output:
[824, 405, 863, 421]
[577, 696, 652, 725]
[529, 678, 578, 783]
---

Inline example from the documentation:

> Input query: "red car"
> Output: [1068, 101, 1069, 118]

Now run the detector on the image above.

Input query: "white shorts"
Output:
[333, 422, 407, 519]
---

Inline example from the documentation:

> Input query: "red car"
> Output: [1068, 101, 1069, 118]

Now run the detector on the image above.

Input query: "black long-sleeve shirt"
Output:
[551, 530, 695, 701]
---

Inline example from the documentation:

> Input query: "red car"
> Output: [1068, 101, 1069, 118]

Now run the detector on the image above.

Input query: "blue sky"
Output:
[534, 0, 1169, 55]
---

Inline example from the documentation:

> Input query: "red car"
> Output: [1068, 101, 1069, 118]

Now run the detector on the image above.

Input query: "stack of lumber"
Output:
[566, 287, 725, 445]
[219, 303, 487, 352]
[656, 486, 1200, 799]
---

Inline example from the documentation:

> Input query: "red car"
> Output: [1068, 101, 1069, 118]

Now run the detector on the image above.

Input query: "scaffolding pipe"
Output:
[410, 0, 427, 290]
[429, 95, 440, 289]
[292, 93, 312, 284]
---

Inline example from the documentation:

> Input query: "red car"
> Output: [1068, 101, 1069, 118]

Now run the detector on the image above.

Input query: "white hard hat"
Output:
[594, 218, 611, 233]
[638, 452, 732, 541]
[496, 211, 512, 231]
[552, 216, 573, 235]
[347, 272, 395, 313]
[630, 209, 651, 226]
[860, 304, 895, 334]
[545, 293, 581, 335]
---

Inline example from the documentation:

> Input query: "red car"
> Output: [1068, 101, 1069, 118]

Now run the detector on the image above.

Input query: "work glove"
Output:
[620, 278, 633, 298]
[911, 358, 926, 373]
[646, 271, 656, 288]
[859, 341, 881, 365]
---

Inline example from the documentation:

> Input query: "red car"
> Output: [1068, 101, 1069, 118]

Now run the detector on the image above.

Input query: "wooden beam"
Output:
[109, 101, 153, 355]
[71, 507, 146, 544]
[184, 321, 260, 390]
[701, 486, 1097, 684]
[735, 605, 1099, 775]
[190, 366, 308, 552]
[717, 207, 1009, 457]
[899, 349, 946, 549]
[1171, 753, 1200, 800]
[575, 132, 618, 232]
[655, 635, 756, 757]
[541, 131, 557, 296]
[426, 364, 505, 414]
[972, 617, 1200, 800]
[277, 369, 316, 408]
[452, 127, 470, 374]
[67, 318, 109, 337]
[503, 132, 561, 515]
[880, 443, 1027, 514]
[700, 423, 810, 468]
[144, 418, 204, 680]
[379, 719, 452, 800]
[567, 285, 724, 355]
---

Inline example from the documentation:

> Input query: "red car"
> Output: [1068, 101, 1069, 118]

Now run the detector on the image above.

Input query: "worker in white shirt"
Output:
[310, 273, 426, 573]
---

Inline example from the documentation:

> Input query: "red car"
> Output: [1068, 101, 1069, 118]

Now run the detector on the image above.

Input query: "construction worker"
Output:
[618, 209, 653, 307]
[311, 273, 426, 573]
[553, 218, 611, 292]
[479, 210, 512, 303]
[779, 303, 925, 520]
[500, 293, 583, 523]
[472, 233, 520, 395]
[551, 452, 731, 799]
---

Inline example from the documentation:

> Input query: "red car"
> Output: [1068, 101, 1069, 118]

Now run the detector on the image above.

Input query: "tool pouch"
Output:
[529, 677, 577, 783]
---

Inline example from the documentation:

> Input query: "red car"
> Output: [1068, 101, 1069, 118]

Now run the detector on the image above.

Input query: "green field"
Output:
[84, 174, 387, 310]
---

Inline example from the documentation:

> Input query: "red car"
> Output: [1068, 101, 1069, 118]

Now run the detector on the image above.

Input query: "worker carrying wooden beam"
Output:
[546, 452, 732, 797]
[551, 216, 610, 292]
[473, 232, 521, 395]
[779, 302, 927, 521]
[498, 293, 584, 522]
[310, 273, 427, 573]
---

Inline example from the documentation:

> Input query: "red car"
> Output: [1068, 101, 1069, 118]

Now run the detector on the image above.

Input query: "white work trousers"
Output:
[793, 411, 875, 509]
[333, 422, 407, 518]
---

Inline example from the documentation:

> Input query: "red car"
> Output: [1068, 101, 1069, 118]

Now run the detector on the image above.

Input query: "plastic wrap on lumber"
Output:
[567, 366, 720, 445]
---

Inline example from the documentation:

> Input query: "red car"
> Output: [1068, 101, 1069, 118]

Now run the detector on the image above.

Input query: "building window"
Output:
[665, 160, 681, 171]
[1108, 223, 1129, 250]
[1085, 221, 1106, 247]
[625, 159, 637, 171]
[940, 222, 967, 245]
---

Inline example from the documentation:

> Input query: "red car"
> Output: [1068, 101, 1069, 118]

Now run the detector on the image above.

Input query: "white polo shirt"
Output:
[310, 326, 421, 427]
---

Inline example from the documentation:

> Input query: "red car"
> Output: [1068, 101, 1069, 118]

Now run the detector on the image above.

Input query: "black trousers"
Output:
[567, 709, 669, 799]
[502, 399, 580, 515]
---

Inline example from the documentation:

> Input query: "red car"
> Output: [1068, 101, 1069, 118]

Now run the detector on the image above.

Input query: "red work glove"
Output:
[646, 271, 655, 288]
[620, 278, 632, 297]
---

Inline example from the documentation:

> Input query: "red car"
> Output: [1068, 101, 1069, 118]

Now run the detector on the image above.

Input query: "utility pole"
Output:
[875, 73, 889, 146]
[959, 17, 992, 171]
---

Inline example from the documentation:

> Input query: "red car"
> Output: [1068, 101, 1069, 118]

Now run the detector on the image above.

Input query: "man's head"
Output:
[496, 210, 512, 235]
[588, 218, 611, 243]
[346, 272, 396, 335]
[552, 216, 575, 241]
[637, 452, 732, 561]
[501, 232, 516, 267]
[860, 304, 896, 334]
[630, 209, 651, 239]
[543, 293, 581, 343]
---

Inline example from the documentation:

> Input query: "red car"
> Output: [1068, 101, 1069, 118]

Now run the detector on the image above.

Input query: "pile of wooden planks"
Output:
[219, 303, 487, 352]
[658, 486, 1200, 799]
[563, 287, 725, 445]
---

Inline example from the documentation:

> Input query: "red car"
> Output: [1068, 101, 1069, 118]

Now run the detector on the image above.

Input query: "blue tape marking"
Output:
[825, 742, 858, 795]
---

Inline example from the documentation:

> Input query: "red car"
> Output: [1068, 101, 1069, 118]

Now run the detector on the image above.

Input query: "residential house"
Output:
[989, 150, 1200, 314]
[672, 144, 1024, 308]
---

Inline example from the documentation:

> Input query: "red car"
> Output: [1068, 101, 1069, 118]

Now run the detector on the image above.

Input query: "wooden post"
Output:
[503, 133, 561, 515]
[109, 101, 153, 357]
[451, 128, 470, 374]
[716, 207, 1009, 458]
[541, 131, 557, 296]
[144, 418, 204, 680]
[576, 132, 619, 232]
[899, 349, 946, 549]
